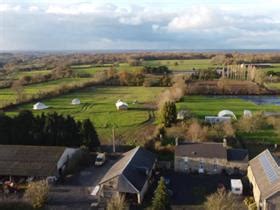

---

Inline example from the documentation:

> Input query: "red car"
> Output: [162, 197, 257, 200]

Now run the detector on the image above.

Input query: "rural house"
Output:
[98, 146, 156, 204]
[247, 149, 280, 209]
[0, 145, 81, 180]
[174, 142, 248, 174]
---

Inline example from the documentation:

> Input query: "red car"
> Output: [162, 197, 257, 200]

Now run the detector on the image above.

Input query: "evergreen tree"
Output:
[160, 101, 177, 127]
[81, 119, 100, 149]
[13, 110, 35, 145]
[151, 177, 170, 210]
[0, 113, 12, 144]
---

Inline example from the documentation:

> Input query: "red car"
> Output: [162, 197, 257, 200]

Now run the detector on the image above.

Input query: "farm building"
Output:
[98, 146, 156, 204]
[71, 98, 81, 105]
[0, 145, 81, 180]
[205, 116, 231, 124]
[205, 110, 237, 124]
[33, 102, 48, 110]
[174, 142, 248, 174]
[247, 149, 280, 209]
[115, 99, 128, 110]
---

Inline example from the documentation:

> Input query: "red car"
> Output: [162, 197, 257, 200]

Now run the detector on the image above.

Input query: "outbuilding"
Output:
[0, 145, 81, 180]
[231, 179, 243, 195]
[98, 146, 156, 204]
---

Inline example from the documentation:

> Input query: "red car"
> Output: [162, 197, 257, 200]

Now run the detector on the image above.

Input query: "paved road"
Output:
[46, 158, 118, 210]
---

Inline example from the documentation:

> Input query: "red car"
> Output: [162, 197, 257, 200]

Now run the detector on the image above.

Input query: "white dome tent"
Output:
[218, 110, 237, 120]
[33, 102, 48, 110]
[115, 99, 128, 110]
[71, 98, 81, 105]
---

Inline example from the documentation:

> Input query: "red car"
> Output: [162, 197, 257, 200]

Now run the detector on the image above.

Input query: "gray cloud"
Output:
[0, 2, 280, 50]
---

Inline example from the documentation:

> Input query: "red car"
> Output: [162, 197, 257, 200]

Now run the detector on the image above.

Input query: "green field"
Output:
[177, 95, 280, 143]
[0, 78, 93, 107]
[70, 59, 214, 75]
[143, 59, 213, 71]
[6, 86, 165, 143]
[16, 70, 52, 79]
[263, 63, 280, 73]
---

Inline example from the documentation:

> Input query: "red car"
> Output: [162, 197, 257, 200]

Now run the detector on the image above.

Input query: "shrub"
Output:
[204, 188, 243, 210]
[106, 194, 127, 210]
[25, 180, 49, 208]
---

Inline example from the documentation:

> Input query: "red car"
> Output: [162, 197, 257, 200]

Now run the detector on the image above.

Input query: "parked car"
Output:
[95, 153, 106, 166]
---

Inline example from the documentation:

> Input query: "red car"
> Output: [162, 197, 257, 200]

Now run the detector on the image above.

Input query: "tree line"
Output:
[0, 110, 100, 149]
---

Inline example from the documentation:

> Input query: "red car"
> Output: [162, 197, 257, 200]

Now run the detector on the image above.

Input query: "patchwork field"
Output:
[70, 59, 214, 76]
[0, 78, 93, 108]
[143, 59, 214, 71]
[177, 95, 280, 143]
[6, 86, 165, 143]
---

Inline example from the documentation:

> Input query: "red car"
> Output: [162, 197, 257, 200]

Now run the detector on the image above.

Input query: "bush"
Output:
[25, 180, 49, 208]
[106, 194, 127, 210]
[204, 188, 243, 210]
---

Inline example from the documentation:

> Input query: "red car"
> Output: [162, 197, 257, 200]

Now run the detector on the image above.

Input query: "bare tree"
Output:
[204, 188, 244, 210]
[106, 194, 128, 210]
[187, 120, 208, 141]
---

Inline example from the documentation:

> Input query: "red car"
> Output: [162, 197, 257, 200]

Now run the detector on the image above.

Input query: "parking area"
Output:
[46, 155, 120, 210]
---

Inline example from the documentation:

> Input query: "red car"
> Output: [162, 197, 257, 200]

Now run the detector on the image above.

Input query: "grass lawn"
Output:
[70, 59, 215, 75]
[0, 77, 93, 108]
[71, 63, 143, 76]
[143, 59, 214, 71]
[263, 63, 280, 73]
[16, 70, 52, 79]
[6, 86, 165, 143]
[177, 95, 280, 144]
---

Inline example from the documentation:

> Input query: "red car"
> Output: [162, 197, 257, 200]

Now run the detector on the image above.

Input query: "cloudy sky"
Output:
[0, 0, 280, 50]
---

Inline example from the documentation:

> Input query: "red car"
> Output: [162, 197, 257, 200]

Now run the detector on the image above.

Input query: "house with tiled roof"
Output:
[98, 146, 156, 204]
[174, 142, 248, 174]
[248, 149, 280, 209]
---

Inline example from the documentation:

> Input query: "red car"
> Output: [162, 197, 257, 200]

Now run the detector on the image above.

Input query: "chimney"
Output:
[223, 138, 227, 148]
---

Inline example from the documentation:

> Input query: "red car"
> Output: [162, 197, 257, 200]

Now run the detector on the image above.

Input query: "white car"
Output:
[95, 153, 106, 166]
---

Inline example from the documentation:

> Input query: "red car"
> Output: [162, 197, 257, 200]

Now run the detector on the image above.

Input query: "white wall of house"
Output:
[57, 148, 80, 172]
[247, 166, 261, 209]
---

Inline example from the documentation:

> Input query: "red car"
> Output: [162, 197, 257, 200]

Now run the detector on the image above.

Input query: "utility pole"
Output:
[112, 126, 115, 153]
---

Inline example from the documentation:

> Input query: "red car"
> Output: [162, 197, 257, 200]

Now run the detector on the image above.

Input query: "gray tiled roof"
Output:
[99, 146, 156, 193]
[175, 143, 228, 159]
[249, 149, 280, 200]
[0, 145, 66, 177]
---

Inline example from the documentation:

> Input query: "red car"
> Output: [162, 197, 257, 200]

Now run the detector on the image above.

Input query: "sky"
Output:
[0, 0, 280, 51]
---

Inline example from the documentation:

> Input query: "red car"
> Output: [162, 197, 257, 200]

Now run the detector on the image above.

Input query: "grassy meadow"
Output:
[70, 59, 214, 76]
[143, 59, 213, 71]
[0, 78, 93, 108]
[6, 86, 165, 143]
[177, 95, 280, 143]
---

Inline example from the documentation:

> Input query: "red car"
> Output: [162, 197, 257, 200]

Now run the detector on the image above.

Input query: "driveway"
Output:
[46, 157, 119, 210]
